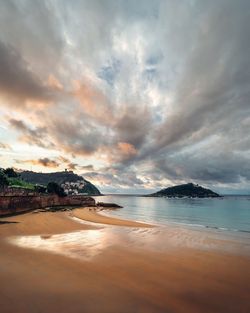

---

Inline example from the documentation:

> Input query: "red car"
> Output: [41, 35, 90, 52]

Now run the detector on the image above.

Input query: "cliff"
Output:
[0, 189, 95, 216]
[149, 183, 220, 198]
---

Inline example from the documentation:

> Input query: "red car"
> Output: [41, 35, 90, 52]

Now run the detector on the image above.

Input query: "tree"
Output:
[4, 168, 19, 178]
[34, 185, 47, 193]
[0, 172, 9, 189]
[47, 182, 66, 197]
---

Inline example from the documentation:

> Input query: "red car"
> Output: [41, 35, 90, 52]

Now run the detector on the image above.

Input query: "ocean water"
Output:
[95, 195, 250, 233]
[8, 195, 250, 260]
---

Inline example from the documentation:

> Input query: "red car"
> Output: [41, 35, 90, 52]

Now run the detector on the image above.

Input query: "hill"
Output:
[20, 170, 101, 195]
[0, 168, 36, 190]
[7, 177, 36, 190]
[149, 183, 220, 198]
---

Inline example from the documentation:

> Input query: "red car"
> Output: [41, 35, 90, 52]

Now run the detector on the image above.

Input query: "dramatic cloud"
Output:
[8, 118, 52, 148]
[83, 169, 145, 192]
[0, 41, 53, 106]
[16, 158, 60, 168]
[73, 80, 115, 124]
[1, 0, 250, 193]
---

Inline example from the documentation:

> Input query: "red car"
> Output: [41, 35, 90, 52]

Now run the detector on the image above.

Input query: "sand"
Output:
[73, 207, 154, 227]
[0, 208, 250, 313]
[0, 210, 97, 236]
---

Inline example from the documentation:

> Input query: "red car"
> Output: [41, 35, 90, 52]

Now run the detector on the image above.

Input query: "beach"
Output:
[0, 208, 250, 313]
[73, 207, 154, 227]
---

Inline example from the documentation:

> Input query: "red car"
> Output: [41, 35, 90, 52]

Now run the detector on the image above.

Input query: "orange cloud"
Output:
[17, 158, 59, 168]
[47, 74, 63, 90]
[99, 142, 138, 165]
[67, 162, 78, 170]
[58, 156, 71, 164]
[72, 80, 114, 124]
[117, 142, 137, 157]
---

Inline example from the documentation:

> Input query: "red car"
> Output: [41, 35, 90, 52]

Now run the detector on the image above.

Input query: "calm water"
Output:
[95, 195, 250, 233]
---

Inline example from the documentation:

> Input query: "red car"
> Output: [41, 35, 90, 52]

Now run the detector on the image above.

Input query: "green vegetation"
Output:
[78, 179, 101, 195]
[20, 170, 102, 195]
[149, 183, 220, 198]
[3, 168, 19, 178]
[7, 177, 36, 190]
[0, 167, 36, 190]
[34, 185, 47, 193]
[20, 170, 85, 185]
[1, 167, 100, 196]
[47, 182, 66, 197]
[0, 172, 9, 188]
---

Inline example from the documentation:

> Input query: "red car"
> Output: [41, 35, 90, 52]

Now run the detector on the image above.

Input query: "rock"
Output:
[97, 202, 123, 208]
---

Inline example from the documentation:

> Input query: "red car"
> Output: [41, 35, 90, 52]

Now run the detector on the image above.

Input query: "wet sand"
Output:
[0, 208, 250, 313]
[73, 207, 154, 227]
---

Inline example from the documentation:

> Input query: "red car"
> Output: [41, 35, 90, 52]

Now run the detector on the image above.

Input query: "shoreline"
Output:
[0, 209, 250, 313]
[1, 207, 250, 253]
[72, 207, 154, 228]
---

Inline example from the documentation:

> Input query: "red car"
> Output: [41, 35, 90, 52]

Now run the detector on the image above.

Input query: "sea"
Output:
[8, 195, 250, 260]
[95, 195, 250, 234]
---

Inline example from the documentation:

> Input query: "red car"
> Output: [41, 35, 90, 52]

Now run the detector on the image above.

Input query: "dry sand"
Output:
[0, 208, 250, 313]
[0, 210, 97, 236]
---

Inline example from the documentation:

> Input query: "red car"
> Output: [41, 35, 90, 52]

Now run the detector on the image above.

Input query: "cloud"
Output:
[16, 158, 60, 168]
[152, 0, 250, 153]
[58, 156, 71, 164]
[114, 106, 152, 149]
[0, 0, 64, 75]
[8, 118, 52, 148]
[83, 168, 145, 191]
[0, 41, 54, 106]
[36, 158, 59, 168]
[154, 152, 250, 185]
[80, 165, 94, 171]
[1, 0, 250, 192]
[118, 142, 137, 156]
[48, 115, 107, 156]
[73, 80, 114, 124]
[0, 142, 12, 150]
[67, 162, 78, 170]
[47, 75, 63, 90]
[58, 156, 79, 171]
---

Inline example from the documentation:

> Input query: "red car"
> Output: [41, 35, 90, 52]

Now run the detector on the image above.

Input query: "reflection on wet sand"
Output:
[8, 229, 111, 260]
[1, 210, 250, 313]
[7, 222, 250, 261]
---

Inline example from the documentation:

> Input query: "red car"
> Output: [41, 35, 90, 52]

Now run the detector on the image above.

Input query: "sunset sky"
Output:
[0, 0, 250, 194]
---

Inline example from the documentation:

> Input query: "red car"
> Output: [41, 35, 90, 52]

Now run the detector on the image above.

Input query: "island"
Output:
[148, 183, 220, 198]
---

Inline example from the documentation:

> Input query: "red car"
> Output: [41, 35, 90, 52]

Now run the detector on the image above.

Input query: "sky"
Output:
[0, 0, 250, 194]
